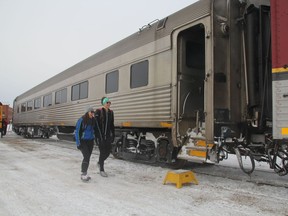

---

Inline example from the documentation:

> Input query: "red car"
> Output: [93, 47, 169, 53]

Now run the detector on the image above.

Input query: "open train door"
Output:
[173, 16, 214, 162]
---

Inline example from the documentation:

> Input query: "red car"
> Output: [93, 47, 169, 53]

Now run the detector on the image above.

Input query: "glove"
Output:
[77, 143, 82, 150]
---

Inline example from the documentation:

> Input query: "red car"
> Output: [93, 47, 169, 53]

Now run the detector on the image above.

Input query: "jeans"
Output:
[80, 139, 94, 174]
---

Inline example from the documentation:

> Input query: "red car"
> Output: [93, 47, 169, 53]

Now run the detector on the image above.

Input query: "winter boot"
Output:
[100, 171, 108, 177]
[81, 173, 91, 182]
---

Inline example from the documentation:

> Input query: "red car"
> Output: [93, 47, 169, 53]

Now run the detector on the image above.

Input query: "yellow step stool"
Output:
[163, 170, 198, 188]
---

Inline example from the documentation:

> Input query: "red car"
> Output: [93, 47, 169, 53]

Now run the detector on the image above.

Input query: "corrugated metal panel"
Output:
[14, 85, 172, 128]
[14, 102, 90, 126]
[113, 85, 172, 122]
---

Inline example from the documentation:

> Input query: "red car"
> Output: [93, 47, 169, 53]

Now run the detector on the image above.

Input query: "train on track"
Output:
[12, 0, 288, 174]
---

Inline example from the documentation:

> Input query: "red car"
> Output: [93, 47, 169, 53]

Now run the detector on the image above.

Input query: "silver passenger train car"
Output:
[13, 0, 288, 172]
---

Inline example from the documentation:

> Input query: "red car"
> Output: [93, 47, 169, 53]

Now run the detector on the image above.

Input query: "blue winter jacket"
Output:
[75, 117, 95, 147]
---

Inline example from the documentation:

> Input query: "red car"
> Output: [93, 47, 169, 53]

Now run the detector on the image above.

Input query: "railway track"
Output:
[2, 132, 288, 188]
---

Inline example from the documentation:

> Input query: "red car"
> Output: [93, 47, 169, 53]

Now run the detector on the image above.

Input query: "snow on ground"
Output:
[0, 129, 288, 216]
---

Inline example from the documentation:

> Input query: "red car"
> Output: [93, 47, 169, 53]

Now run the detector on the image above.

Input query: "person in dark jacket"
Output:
[95, 97, 115, 177]
[0, 118, 7, 138]
[75, 107, 96, 182]
[2, 118, 8, 136]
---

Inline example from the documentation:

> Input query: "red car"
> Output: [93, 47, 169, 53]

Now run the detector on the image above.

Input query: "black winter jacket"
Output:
[95, 107, 115, 141]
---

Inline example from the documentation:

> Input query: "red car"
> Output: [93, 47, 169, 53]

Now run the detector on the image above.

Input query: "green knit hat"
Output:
[102, 97, 110, 105]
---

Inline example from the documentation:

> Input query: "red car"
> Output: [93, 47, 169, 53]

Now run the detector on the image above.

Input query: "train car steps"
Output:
[163, 170, 198, 188]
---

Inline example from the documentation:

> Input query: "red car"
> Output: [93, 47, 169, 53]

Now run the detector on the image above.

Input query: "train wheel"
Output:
[111, 139, 123, 159]
[157, 139, 169, 162]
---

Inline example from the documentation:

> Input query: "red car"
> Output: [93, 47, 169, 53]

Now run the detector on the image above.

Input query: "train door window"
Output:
[21, 103, 26, 112]
[72, 81, 88, 101]
[106, 70, 119, 94]
[55, 88, 67, 104]
[17, 106, 20, 113]
[34, 98, 41, 109]
[27, 101, 33, 111]
[186, 41, 205, 69]
[43, 94, 52, 107]
[130, 60, 149, 88]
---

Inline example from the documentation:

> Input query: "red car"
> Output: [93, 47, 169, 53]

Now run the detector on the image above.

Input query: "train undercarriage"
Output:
[13, 125, 57, 139]
[13, 122, 288, 176]
[111, 128, 187, 168]
[13, 124, 186, 168]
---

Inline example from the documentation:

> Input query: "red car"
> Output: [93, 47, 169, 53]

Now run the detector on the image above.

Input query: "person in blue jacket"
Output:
[75, 107, 96, 182]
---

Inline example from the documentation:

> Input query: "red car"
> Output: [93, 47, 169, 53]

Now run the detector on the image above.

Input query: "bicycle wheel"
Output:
[234, 147, 255, 175]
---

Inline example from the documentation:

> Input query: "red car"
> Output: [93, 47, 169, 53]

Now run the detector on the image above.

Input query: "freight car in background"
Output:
[0, 104, 13, 123]
[0, 102, 12, 137]
[12, 0, 288, 173]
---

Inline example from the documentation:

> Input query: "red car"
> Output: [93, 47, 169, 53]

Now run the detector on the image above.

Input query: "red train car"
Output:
[271, 0, 288, 140]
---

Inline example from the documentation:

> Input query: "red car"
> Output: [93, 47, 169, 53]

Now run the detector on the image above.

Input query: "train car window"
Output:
[27, 101, 33, 111]
[130, 60, 149, 88]
[80, 81, 88, 99]
[21, 103, 26, 112]
[34, 98, 41, 109]
[55, 88, 67, 104]
[72, 81, 88, 101]
[106, 70, 119, 93]
[17, 106, 20, 113]
[72, 84, 80, 101]
[43, 94, 52, 107]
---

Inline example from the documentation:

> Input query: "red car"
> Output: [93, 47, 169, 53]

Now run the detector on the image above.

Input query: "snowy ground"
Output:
[0, 128, 288, 216]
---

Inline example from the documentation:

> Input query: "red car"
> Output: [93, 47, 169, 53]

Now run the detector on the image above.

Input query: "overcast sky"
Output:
[0, 0, 197, 106]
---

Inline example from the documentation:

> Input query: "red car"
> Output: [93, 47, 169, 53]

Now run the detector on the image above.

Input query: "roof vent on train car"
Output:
[156, 17, 168, 30]
[139, 19, 159, 33]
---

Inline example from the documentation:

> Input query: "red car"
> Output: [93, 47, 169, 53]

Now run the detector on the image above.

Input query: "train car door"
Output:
[173, 17, 213, 147]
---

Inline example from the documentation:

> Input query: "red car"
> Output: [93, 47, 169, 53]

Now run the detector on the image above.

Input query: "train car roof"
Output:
[15, 0, 270, 100]
[15, 0, 270, 102]
[15, 0, 212, 102]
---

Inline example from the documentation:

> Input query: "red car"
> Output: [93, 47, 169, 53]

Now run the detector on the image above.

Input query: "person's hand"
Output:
[77, 143, 82, 150]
